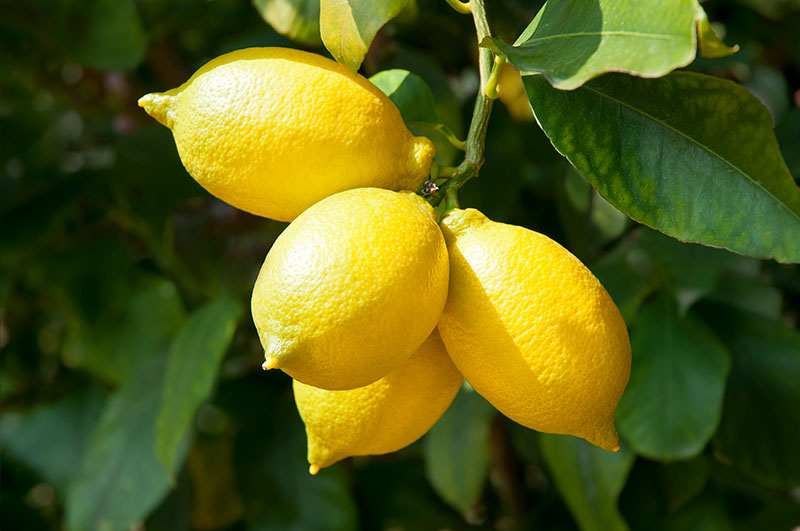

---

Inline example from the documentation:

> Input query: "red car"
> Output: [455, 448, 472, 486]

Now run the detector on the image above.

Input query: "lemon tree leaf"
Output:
[540, 434, 635, 531]
[699, 304, 800, 487]
[369, 69, 461, 145]
[71, 0, 147, 70]
[661, 458, 708, 512]
[524, 72, 800, 263]
[66, 359, 189, 531]
[253, 0, 322, 46]
[155, 298, 242, 472]
[320, 0, 410, 73]
[616, 294, 730, 461]
[424, 385, 494, 514]
[486, 0, 735, 90]
[0, 388, 105, 492]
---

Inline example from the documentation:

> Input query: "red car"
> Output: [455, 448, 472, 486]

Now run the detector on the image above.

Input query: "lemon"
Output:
[294, 330, 462, 473]
[251, 188, 450, 390]
[437, 209, 630, 450]
[138, 47, 435, 222]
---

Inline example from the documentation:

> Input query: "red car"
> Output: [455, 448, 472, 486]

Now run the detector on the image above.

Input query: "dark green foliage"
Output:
[1, 0, 799, 529]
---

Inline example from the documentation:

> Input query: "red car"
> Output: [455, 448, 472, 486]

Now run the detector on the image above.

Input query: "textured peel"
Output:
[294, 330, 462, 471]
[252, 188, 450, 391]
[138, 47, 435, 221]
[437, 209, 630, 451]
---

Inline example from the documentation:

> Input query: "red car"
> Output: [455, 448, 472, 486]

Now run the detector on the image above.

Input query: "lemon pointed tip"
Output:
[138, 92, 174, 127]
[262, 356, 279, 371]
[309, 464, 320, 475]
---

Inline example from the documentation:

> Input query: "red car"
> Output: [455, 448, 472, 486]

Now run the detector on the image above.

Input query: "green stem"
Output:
[425, 0, 495, 207]
[485, 55, 506, 100]
[445, 0, 471, 15]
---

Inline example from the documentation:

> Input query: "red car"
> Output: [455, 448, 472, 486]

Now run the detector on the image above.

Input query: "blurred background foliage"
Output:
[1, 0, 799, 530]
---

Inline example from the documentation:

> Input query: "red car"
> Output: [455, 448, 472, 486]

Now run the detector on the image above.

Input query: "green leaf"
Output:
[540, 434, 635, 531]
[590, 241, 657, 324]
[236, 389, 358, 531]
[524, 71, 800, 263]
[66, 359, 189, 531]
[487, 0, 704, 90]
[424, 384, 494, 513]
[320, 0, 410, 73]
[663, 489, 733, 531]
[370, 69, 462, 148]
[62, 275, 186, 385]
[699, 305, 800, 487]
[616, 294, 730, 461]
[253, 0, 322, 45]
[155, 298, 242, 472]
[0, 388, 105, 491]
[71, 0, 147, 70]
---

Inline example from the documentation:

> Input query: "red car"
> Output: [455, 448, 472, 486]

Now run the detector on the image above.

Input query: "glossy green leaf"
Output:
[524, 72, 800, 263]
[0, 388, 105, 491]
[66, 359, 188, 531]
[540, 434, 635, 531]
[71, 0, 147, 70]
[616, 294, 730, 461]
[320, 0, 410, 73]
[424, 385, 494, 513]
[62, 276, 185, 385]
[487, 0, 716, 90]
[590, 241, 657, 324]
[253, 0, 321, 45]
[700, 305, 800, 487]
[155, 298, 242, 472]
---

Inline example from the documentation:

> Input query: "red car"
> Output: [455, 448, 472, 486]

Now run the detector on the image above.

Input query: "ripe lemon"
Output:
[251, 188, 449, 390]
[138, 47, 435, 221]
[437, 209, 630, 450]
[294, 330, 462, 473]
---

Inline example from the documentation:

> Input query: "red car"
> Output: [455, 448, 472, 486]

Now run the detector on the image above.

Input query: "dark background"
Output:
[2, 0, 799, 529]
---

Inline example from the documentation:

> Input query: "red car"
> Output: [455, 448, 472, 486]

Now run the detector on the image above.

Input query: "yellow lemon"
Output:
[251, 188, 449, 390]
[138, 47, 435, 221]
[294, 330, 462, 473]
[437, 209, 630, 450]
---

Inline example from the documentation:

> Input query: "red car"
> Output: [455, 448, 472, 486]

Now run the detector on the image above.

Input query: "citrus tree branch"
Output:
[428, 0, 494, 207]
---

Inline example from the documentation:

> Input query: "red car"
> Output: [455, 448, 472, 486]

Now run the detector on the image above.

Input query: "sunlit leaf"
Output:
[253, 0, 322, 45]
[524, 72, 800, 263]
[487, 0, 735, 90]
[155, 298, 242, 472]
[320, 0, 410, 73]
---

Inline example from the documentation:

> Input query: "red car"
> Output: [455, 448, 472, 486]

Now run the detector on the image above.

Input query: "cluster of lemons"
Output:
[140, 47, 631, 475]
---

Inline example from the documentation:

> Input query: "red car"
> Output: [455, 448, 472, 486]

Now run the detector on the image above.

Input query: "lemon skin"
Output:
[139, 47, 435, 221]
[437, 208, 630, 451]
[251, 188, 450, 391]
[294, 330, 462, 472]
